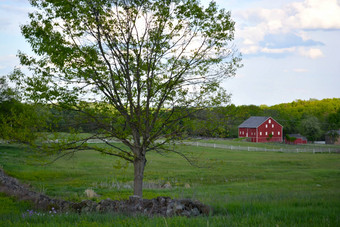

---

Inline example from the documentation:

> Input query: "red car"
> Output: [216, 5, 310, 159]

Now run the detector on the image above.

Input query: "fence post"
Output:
[313, 149, 315, 154]
[214, 144, 216, 149]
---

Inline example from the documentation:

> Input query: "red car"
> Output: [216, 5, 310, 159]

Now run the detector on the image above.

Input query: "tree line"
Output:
[2, 81, 338, 142]
[187, 98, 340, 141]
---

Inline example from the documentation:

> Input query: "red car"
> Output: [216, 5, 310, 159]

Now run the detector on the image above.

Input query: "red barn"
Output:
[285, 134, 307, 144]
[238, 116, 283, 143]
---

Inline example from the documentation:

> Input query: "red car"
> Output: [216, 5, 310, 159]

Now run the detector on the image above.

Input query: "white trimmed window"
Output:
[272, 124, 274, 128]
[266, 124, 268, 128]
[260, 132, 262, 136]
[269, 119, 271, 123]
[278, 131, 280, 135]
[272, 131, 274, 135]
[265, 132, 268, 136]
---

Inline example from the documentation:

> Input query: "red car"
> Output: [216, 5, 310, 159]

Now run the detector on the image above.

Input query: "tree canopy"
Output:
[11, 0, 241, 197]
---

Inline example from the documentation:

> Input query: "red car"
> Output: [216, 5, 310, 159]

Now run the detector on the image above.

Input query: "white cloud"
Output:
[297, 31, 311, 41]
[237, 25, 266, 45]
[287, 0, 340, 30]
[241, 46, 296, 56]
[298, 48, 324, 59]
[293, 68, 309, 73]
[240, 45, 260, 54]
[235, 0, 340, 58]
[243, 38, 255, 45]
[262, 47, 295, 54]
[238, 0, 340, 31]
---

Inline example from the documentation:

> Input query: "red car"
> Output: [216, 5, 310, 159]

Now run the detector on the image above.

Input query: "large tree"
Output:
[11, 0, 241, 197]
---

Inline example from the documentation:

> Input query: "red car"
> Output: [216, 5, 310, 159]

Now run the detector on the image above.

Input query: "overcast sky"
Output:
[0, 0, 339, 106]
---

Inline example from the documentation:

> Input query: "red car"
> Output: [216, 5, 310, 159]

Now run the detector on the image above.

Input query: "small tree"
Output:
[266, 133, 273, 141]
[11, 0, 241, 197]
[285, 134, 297, 144]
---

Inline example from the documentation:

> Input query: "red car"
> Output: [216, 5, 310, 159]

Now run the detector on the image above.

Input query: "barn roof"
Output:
[238, 116, 269, 128]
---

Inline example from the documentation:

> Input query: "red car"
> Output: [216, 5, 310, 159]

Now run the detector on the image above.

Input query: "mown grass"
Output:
[0, 142, 339, 226]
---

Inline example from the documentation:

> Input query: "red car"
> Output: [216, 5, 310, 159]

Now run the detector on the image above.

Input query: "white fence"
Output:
[182, 141, 340, 154]
[2, 139, 338, 154]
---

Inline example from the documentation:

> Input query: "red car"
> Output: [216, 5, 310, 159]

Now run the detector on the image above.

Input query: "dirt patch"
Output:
[0, 168, 211, 217]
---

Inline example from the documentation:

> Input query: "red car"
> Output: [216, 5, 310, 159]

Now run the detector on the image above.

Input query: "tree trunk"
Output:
[133, 156, 146, 197]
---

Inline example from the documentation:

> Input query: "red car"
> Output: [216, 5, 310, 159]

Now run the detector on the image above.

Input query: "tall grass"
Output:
[0, 142, 339, 226]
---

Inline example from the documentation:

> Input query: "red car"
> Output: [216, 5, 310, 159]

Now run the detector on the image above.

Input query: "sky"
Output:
[0, 0, 339, 106]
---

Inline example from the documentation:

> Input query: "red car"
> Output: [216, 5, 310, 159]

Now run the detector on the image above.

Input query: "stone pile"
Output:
[74, 196, 211, 217]
[0, 168, 211, 216]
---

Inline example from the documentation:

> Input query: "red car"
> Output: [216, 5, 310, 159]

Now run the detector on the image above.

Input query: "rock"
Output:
[129, 195, 142, 202]
[166, 205, 173, 216]
[157, 196, 166, 205]
[85, 189, 99, 198]
[184, 183, 191, 188]
[82, 200, 97, 212]
[194, 201, 212, 215]
[96, 198, 118, 212]
[181, 210, 191, 217]
[191, 207, 200, 216]
[175, 203, 184, 211]
[162, 181, 172, 189]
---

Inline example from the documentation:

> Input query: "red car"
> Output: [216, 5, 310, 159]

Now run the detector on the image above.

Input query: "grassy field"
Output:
[0, 141, 339, 226]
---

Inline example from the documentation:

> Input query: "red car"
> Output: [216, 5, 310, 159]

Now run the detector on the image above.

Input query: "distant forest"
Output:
[188, 98, 340, 141]
[47, 98, 340, 142]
